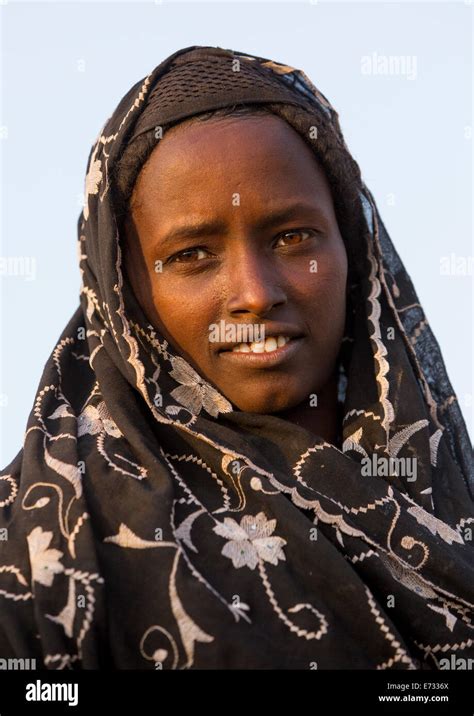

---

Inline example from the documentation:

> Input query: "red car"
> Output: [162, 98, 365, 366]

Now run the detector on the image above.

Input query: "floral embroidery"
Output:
[77, 401, 122, 438]
[213, 512, 287, 570]
[407, 504, 464, 545]
[83, 145, 103, 221]
[2, 45, 473, 671]
[27, 527, 64, 587]
[169, 355, 232, 418]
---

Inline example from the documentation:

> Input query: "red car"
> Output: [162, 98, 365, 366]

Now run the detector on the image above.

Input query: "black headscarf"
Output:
[1, 45, 473, 670]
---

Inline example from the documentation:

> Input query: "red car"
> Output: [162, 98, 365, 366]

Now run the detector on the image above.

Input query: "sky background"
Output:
[0, 0, 472, 467]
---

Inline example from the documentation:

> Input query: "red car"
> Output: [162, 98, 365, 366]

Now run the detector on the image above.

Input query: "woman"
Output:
[0, 45, 472, 670]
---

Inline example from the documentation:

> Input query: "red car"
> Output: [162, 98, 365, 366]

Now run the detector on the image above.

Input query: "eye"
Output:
[274, 229, 317, 248]
[167, 246, 211, 264]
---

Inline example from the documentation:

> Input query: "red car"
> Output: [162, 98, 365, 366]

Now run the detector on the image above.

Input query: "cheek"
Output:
[293, 249, 347, 323]
[150, 280, 218, 353]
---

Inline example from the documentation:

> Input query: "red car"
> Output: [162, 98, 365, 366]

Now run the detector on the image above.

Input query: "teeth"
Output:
[231, 336, 291, 354]
[264, 337, 278, 352]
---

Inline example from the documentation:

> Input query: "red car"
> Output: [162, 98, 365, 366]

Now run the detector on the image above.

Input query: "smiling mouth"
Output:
[218, 336, 304, 367]
[221, 335, 292, 354]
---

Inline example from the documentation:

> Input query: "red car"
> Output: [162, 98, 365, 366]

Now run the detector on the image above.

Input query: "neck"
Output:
[273, 371, 341, 446]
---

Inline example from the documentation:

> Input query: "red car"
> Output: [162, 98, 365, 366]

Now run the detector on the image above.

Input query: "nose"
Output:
[224, 246, 287, 317]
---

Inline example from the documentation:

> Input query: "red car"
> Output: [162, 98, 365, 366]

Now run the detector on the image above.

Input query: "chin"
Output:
[230, 386, 308, 415]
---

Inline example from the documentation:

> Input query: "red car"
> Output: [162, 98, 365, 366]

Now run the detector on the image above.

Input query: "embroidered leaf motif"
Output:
[429, 429, 443, 467]
[30, 497, 50, 509]
[342, 427, 368, 458]
[407, 504, 464, 545]
[46, 577, 76, 637]
[44, 446, 82, 499]
[104, 523, 175, 550]
[26, 527, 64, 587]
[378, 552, 438, 599]
[47, 405, 74, 420]
[387, 419, 428, 458]
[169, 552, 214, 667]
[175, 509, 206, 553]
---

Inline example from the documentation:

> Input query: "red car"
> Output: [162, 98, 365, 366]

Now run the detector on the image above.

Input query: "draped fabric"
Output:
[1, 45, 473, 670]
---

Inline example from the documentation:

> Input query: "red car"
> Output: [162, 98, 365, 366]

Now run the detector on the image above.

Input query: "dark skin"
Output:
[123, 115, 348, 444]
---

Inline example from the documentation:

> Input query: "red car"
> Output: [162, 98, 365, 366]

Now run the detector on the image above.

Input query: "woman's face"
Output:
[124, 114, 348, 414]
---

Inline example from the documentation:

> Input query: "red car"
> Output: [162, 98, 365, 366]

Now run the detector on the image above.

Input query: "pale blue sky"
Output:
[1, 1, 472, 467]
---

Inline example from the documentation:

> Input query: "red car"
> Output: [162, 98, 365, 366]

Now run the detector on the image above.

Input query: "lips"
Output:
[218, 335, 305, 367]
[228, 335, 291, 354]
[215, 324, 306, 354]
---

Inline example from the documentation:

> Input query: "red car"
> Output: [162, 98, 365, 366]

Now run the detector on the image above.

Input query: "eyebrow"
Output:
[155, 202, 329, 251]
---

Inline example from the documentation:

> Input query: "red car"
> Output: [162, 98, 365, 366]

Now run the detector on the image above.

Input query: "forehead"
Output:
[131, 114, 331, 211]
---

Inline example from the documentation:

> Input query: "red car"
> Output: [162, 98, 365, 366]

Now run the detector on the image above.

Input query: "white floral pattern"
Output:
[77, 401, 122, 438]
[213, 512, 287, 569]
[169, 355, 232, 418]
[27, 526, 64, 587]
[1, 45, 473, 671]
